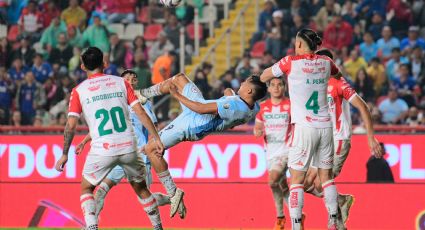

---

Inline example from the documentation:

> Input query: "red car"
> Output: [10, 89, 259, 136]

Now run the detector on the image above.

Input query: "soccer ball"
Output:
[159, 0, 182, 7]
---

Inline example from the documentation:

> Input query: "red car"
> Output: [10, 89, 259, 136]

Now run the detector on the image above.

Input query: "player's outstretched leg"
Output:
[269, 170, 286, 229]
[131, 181, 163, 230]
[80, 179, 98, 230]
[137, 73, 190, 102]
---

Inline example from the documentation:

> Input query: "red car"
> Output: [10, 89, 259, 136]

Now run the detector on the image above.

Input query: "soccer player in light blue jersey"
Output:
[138, 73, 267, 216]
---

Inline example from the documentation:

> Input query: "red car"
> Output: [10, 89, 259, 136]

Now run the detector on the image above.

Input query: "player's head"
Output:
[315, 48, 334, 60]
[239, 75, 267, 102]
[267, 78, 285, 99]
[121, 69, 138, 88]
[296, 28, 322, 54]
[81, 47, 104, 72]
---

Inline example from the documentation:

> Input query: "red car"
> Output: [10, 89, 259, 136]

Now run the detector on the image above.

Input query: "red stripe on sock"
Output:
[322, 182, 335, 189]
[157, 172, 170, 178]
[80, 196, 94, 204]
[142, 198, 157, 207]
[99, 186, 107, 193]
[290, 185, 304, 191]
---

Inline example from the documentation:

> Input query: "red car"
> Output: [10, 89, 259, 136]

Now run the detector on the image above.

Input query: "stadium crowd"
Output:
[0, 0, 424, 128]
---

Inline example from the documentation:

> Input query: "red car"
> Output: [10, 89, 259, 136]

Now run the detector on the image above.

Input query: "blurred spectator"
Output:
[378, 89, 408, 124]
[193, 69, 211, 99]
[410, 46, 425, 80]
[359, 32, 378, 62]
[367, 143, 394, 183]
[8, 58, 29, 83]
[405, 106, 423, 126]
[164, 14, 181, 49]
[354, 68, 375, 102]
[251, 0, 275, 47]
[133, 36, 149, 62]
[56, 112, 67, 126]
[323, 14, 353, 54]
[33, 115, 43, 126]
[67, 25, 82, 48]
[314, 0, 341, 33]
[15, 72, 46, 125]
[106, 0, 136, 23]
[355, 0, 387, 18]
[81, 14, 111, 53]
[0, 0, 10, 24]
[351, 23, 363, 48]
[152, 51, 175, 85]
[341, 0, 358, 26]
[103, 53, 119, 76]
[236, 54, 253, 81]
[31, 53, 53, 83]
[368, 12, 386, 41]
[12, 36, 35, 67]
[0, 69, 14, 124]
[11, 110, 22, 127]
[82, 0, 96, 14]
[266, 10, 288, 59]
[49, 92, 70, 119]
[0, 38, 12, 68]
[109, 33, 126, 67]
[386, 47, 409, 81]
[61, 0, 87, 30]
[68, 47, 81, 73]
[49, 33, 73, 71]
[387, 0, 413, 37]
[44, 77, 57, 109]
[343, 49, 367, 81]
[377, 26, 400, 61]
[367, 57, 387, 95]
[400, 26, 425, 52]
[289, 13, 306, 41]
[133, 50, 152, 90]
[7, 0, 26, 25]
[18, 0, 43, 42]
[393, 64, 416, 106]
[283, 0, 308, 26]
[39, 17, 67, 53]
[148, 31, 174, 64]
[41, 0, 61, 28]
[259, 51, 275, 69]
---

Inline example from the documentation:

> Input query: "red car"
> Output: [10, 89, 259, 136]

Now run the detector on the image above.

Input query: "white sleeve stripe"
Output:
[68, 112, 80, 117]
[129, 100, 139, 108]
[271, 63, 284, 77]
[348, 93, 357, 102]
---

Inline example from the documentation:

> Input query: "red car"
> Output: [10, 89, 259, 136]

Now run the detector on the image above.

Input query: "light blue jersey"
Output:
[107, 101, 157, 186]
[160, 82, 259, 148]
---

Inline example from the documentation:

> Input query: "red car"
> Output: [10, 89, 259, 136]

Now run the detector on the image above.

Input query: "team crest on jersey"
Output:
[283, 104, 289, 110]
[103, 143, 110, 150]
[263, 106, 270, 111]
[223, 103, 230, 109]
[191, 86, 199, 93]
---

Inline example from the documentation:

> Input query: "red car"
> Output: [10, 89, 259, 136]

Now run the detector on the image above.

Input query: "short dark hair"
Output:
[315, 48, 333, 60]
[371, 57, 380, 63]
[249, 75, 267, 101]
[391, 47, 401, 53]
[81, 47, 104, 71]
[121, 69, 137, 78]
[297, 28, 322, 51]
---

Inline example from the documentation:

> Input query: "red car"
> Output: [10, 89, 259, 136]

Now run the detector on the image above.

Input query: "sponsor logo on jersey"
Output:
[264, 113, 289, 120]
[103, 143, 110, 150]
[88, 85, 100, 92]
[263, 106, 270, 111]
[106, 82, 117, 87]
[223, 103, 230, 109]
[306, 116, 331, 122]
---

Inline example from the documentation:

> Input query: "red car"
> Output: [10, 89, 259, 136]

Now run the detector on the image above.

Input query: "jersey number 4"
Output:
[305, 91, 319, 114]
[95, 107, 127, 136]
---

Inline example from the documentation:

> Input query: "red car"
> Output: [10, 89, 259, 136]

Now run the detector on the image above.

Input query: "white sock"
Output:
[322, 180, 338, 218]
[140, 84, 162, 98]
[270, 183, 284, 217]
[140, 195, 162, 230]
[157, 170, 177, 197]
[152, 192, 171, 206]
[289, 184, 304, 230]
[94, 182, 110, 216]
[80, 193, 97, 229]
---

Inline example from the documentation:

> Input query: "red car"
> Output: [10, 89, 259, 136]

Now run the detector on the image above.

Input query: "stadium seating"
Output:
[250, 41, 265, 58]
[123, 23, 144, 41]
[143, 24, 163, 41]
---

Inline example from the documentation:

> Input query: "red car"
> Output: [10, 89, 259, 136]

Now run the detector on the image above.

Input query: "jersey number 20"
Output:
[95, 107, 127, 136]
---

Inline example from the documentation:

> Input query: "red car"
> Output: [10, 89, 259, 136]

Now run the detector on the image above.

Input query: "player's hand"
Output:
[145, 138, 165, 158]
[368, 136, 383, 158]
[253, 128, 263, 137]
[55, 155, 68, 172]
[169, 82, 178, 96]
[75, 142, 86, 155]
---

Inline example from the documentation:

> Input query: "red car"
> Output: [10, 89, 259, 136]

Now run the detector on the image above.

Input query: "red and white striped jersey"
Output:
[256, 98, 292, 155]
[68, 73, 139, 156]
[327, 77, 357, 140]
[271, 54, 339, 128]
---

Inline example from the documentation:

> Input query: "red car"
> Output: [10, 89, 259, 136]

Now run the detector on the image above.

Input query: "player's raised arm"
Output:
[350, 95, 383, 158]
[169, 82, 218, 114]
[260, 56, 291, 83]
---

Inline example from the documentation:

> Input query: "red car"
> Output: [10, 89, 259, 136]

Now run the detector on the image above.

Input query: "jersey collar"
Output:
[88, 72, 106, 79]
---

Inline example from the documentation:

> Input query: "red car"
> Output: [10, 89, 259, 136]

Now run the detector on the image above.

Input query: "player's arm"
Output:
[260, 67, 275, 83]
[260, 56, 290, 83]
[169, 83, 218, 114]
[55, 115, 79, 172]
[224, 88, 235, 96]
[253, 119, 264, 137]
[329, 59, 342, 80]
[75, 134, 92, 155]
[350, 95, 383, 158]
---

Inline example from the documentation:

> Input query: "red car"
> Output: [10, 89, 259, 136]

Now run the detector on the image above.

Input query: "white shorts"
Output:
[107, 154, 152, 188]
[332, 139, 351, 177]
[267, 152, 289, 173]
[288, 124, 334, 171]
[82, 151, 146, 186]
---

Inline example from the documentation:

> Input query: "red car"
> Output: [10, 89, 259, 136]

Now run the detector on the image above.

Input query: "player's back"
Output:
[69, 73, 137, 156]
[327, 77, 357, 140]
[280, 54, 337, 128]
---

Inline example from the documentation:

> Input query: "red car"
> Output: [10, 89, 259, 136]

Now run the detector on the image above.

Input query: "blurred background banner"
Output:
[1, 134, 424, 229]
